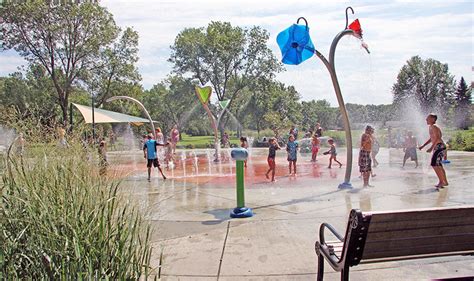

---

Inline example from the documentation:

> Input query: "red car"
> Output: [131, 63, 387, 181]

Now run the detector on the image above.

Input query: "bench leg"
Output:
[340, 265, 350, 281]
[317, 254, 324, 281]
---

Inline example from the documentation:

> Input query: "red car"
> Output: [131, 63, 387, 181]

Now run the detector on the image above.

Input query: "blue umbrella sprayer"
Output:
[277, 7, 370, 189]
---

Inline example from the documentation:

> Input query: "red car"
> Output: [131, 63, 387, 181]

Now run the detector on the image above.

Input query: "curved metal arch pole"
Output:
[216, 108, 226, 139]
[216, 103, 231, 139]
[194, 88, 220, 162]
[204, 104, 220, 162]
[310, 29, 355, 188]
[329, 29, 357, 188]
[105, 96, 156, 140]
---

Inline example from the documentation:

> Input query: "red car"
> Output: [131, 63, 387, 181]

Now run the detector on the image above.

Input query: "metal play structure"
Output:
[276, 7, 370, 189]
[194, 85, 231, 162]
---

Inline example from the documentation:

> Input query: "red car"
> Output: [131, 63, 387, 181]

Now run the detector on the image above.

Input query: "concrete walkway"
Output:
[115, 148, 474, 280]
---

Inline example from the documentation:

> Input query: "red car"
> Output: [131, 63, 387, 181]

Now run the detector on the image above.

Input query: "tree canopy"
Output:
[1, 10, 471, 141]
[169, 21, 283, 137]
[1, 1, 139, 125]
[169, 21, 282, 101]
[392, 56, 455, 115]
[453, 77, 472, 129]
[142, 76, 198, 137]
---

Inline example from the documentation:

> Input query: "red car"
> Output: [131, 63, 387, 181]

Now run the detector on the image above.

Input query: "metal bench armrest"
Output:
[319, 223, 344, 245]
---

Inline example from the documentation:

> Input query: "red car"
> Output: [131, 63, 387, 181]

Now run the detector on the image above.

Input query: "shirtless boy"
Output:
[359, 125, 374, 187]
[419, 114, 448, 188]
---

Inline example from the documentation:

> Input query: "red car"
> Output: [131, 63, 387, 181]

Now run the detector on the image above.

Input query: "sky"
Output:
[0, 0, 472, 106]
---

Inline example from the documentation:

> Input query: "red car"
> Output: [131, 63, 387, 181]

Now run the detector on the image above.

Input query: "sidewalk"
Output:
[118, 149, 474, 280]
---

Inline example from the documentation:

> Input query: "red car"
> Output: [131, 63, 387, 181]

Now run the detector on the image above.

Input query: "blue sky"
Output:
[1, 0, 472, 106]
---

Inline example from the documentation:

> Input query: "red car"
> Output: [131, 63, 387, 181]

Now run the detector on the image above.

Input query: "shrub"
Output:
[185, 126, 200, 136]
[449, 130, 474, 152]
[184, 124, 212, 137]
[1, 144, 153, 279]
[325, 130, 346, 146]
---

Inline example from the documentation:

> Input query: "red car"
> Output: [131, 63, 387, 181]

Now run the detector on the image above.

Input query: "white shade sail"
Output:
[72, 103, 155, 125]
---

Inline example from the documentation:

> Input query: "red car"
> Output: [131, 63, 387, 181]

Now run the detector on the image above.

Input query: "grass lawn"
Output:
[177, 133, 240, 149]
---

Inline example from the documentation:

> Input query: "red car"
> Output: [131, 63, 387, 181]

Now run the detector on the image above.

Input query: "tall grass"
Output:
[1, 143, 153, 279]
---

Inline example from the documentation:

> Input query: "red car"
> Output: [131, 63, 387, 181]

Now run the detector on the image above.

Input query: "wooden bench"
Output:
[315, 206, 474, 280]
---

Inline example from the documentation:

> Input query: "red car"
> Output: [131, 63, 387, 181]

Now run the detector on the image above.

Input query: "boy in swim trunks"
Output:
[144, 133, 169, 181]
[419, 113, 448, 188]
[359, 125, 374, 187]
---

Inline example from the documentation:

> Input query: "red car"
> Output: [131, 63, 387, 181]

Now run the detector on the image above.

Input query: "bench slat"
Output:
[363, 241, 474, 260]
[316, 207, 474, 280]
[364, 234, 474, 252]
[368, 208, 474, 223]
[361, 207, 474, 260]
[366, 224, 474, 241]
[367, 217, 474, 233]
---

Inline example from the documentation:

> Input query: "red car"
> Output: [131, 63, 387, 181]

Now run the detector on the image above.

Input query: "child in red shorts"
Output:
[311, 135, 320, 162]
[265, 137, 281, 182]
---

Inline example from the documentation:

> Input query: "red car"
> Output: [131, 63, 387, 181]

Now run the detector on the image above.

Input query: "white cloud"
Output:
[1, 0, 472, 106]
[0, 50, 27, 75]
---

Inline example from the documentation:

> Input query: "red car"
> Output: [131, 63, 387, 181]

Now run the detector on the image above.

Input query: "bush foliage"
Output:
[1, 144, 153, 279]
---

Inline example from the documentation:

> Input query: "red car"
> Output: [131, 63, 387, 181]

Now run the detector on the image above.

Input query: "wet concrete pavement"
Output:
[111, 148, 474, 280]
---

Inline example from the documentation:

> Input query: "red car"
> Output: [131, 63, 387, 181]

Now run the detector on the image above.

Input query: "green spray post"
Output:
[230, 148, 253, 218]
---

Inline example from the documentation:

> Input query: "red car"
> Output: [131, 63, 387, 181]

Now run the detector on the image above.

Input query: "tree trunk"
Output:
[59, 98, 69, 126]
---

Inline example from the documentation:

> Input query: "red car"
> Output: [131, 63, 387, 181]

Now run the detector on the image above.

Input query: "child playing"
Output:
[403, 130, 418, 168]
[419, 113, 448, 188]
[323, 138, 342, 169]
[265, 137, 281, 182]
[359, 126, 374, 187]
[164, 137, 174, 170]
[371, 135, 380, 167]
[240, 136, 249, 167]
[143, 134, 169, 181]
[311, 135, 320, 162]
[222, 132, 230, 148]
[286, 134, 298, 175]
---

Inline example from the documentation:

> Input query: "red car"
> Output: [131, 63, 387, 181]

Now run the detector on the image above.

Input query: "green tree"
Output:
[301, 101, 319, 131]
[346, 103, 396, 128]
[264, 82, 302, 138]
[392, 56, 455, 115]
[453, 77, 472, 129]
[264, 111, 290, 139]
[301, 99, 337, 131]
[169, 21, 283, 133]
[143, 76, 197, 138]
[240, 89, 270, 136]
[90, 27, 142, 107]
[239, 80, 301, 137]
[1, 1, 124, 125]
[0, 66, 59, 127]
[364, 104, 395, 125]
